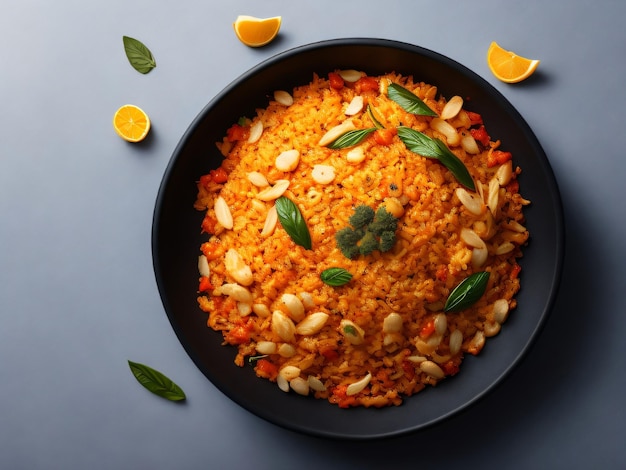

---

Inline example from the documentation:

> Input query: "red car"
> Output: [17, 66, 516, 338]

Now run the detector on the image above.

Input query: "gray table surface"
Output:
[2, 1, 625, 468]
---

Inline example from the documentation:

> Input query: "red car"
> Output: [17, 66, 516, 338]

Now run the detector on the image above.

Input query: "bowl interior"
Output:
[152, 38, 564, 439]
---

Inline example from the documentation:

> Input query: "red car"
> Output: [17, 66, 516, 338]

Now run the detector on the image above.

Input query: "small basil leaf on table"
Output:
[128, 360, 186, 401]
[397, 126, 476, 191]
[444, 271, 490, 312]
[275, 196, 312, 250]
[321, 267, 353, 286]
[122, 36, 157, 74]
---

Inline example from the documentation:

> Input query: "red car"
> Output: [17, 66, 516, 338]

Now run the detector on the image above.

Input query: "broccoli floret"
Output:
[335, 227, 363, 259]
[359, 231, 379, 256]
[348, 205, 375, 229]
[368, 207, 398, 236]
[336, 205, 400, 259]
[379, 231, 397, 252]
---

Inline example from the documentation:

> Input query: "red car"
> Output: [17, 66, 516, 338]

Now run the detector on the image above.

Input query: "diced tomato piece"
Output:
[419, 318, 436, 339]
[373, 128, 395, 146]
[441, 359, 461, 376]
[355, 76, 379, 94]
[470, 125, 490, 147]
[435, 265, 448, 282]
[224, 319, 253, 345]
[198, 276, 213, 292]
[328, 72, 344, 90]
[487, 150, 512, 168]
[510, 263, 522, 280]
[201, 241, 223, 260]
[506, 178, 520, 194]
[209, 167, 228, 184]
[466, 111, 483, 126]
[226, 123, 246, 142]
[329, 384, 357, 408]
[201, 214, 218, 234]
[255, 359, 278, 379]
[199, 174, 213, 188]
[319, 346, 339, 361]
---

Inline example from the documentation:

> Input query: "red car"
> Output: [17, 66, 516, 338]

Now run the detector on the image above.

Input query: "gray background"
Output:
[1, 1, 624, 468]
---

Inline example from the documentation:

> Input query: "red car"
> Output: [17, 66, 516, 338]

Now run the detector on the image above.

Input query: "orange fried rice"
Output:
[193, 71, 529, 408]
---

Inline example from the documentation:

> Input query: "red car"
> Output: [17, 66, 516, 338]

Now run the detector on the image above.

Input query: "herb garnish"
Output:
[248, 355, 268, 364]
[367, 105, 385, 129]
[321, 267, 353, 286]
[122, 36, 157, 74]
[128, 360, 186, 401]
[326, 128, 377, 149]
[444, 271, 490, 312]
[275, 196, 312, 250]
[397, 126, 476, 191]
[335, 205, 398, 259]
[387, 83, 437, 117]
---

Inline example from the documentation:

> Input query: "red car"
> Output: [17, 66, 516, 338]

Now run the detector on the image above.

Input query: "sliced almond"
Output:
[307, 375, 327, 392]
[495, 160, 513, 186]
[274, 90, 293, 106]
[214, 196, 233, 229]
[271, 311, 296, 342]
[247, 171, 270, 188]
[256, 179, 290, 201]
[420, 360, 445, 379]
[279, 365, 301, 381]
[289, 377, 310, 396]
[275, 149, 300, 172]
[346, 146, 365, 163]
[430, 118, 460, 146]
[311, 164, 336, 184]
[224, 248, 253, 286]
[295, 312, 329, 335]
[460, 228, 486, 249]
[338, 69, 362, 82]
[197, 254, 210, 277]
[382, 312, 403, 334]
[318, 119, 356, 146]
[255, 341, 277, 355]
[345, 96, 364, 116]
[346, 372, 372, 396]
[440, 95, 464, 120]
[487, 178, 500, 216]
[247, 120, 263, 143]
[455, 188, 484, 215]
[260, 205, 278, 237]
[461, 134, 480, 154]
[216, 283, 252, 303]
[471, 247, 488, 268]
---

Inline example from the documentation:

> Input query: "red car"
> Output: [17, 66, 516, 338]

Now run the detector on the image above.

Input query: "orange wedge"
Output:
[233, 15, 282, 47]
[113, 104, 151, 142]
[486, 42, 540, 83]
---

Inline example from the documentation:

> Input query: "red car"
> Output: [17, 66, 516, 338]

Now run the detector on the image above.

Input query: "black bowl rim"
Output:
[152, 37, 565, 439]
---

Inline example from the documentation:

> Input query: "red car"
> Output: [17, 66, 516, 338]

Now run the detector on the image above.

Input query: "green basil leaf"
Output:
[343, 324, 357, 335]
[123, 36, 156, 74]
[387, 83, 437, 116]
[444, 271, 490, 312]
[128, 360, 186, 401]
[397, 126, 476, 191]
[326, 128, 376, 149]
[248, 355, 268, 364]
[366, 105, 385, 129]
[275, 196, 312, 250]
[320, 267, 353, 286]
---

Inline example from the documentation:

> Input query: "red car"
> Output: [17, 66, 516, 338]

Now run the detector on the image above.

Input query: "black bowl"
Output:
[152, 38, 564, 439]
